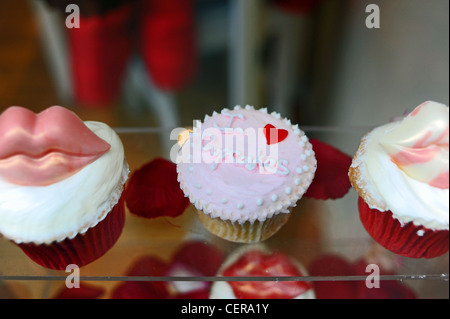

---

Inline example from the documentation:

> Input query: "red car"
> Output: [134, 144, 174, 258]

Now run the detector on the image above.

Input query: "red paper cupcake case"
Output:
[18, 194, 126, 270]
[358, 197, 449, 259]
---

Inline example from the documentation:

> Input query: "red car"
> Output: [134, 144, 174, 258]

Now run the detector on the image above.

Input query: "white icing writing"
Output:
[179, 112, 291, 176]
[213, 111, 244, 131]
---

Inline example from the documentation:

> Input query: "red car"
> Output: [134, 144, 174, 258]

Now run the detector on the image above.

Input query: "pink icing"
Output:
[409, 101, 429, 116]
[0, 106, 110, 186]
[177, 107, 317, 223]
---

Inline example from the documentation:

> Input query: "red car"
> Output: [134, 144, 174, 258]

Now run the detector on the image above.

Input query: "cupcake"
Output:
[0, 106, 129, 269]
[176, 105, 317, 243]
[209, 245, 315, 299]
[349, 101, 449, 258]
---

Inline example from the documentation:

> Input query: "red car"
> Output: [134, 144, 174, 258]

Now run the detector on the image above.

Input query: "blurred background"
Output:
[0, 0, 447, 131]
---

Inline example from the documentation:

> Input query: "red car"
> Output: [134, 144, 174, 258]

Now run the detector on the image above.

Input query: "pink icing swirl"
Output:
[380, 101, 449, 189]
[0, 106, 111, 186]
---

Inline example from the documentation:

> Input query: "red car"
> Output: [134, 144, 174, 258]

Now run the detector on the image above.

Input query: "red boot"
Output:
[139, 0, 197, 91]
[67, 3, 134, 106]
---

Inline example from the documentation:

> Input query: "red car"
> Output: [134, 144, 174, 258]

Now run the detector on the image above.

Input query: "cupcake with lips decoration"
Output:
[349, 101, 449, 258]
[0, 106, 129, 270]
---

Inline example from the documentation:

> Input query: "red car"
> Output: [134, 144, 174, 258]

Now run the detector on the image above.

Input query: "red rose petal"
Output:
[309, 254, 417, 299]
[111, 281, 169, 299]
[171, 241, 225, 277]
[308, 254, 358, 299]
[111, 256, 170, 299]
[304, 138, 352, 200]
[53, 283, 105, 299]
[126, 255, 169, 277]
[124, 158, 189, 219]
[352, 259, 416, 299]
[168, 241, 224, 298]
[358, 280, 417, 299]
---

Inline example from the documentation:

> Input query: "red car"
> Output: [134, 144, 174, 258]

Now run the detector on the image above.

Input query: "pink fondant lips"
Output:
[0, 106, 111, 186]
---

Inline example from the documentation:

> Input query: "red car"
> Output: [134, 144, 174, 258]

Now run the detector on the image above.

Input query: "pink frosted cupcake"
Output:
[349, 101, 449, 258]
[176, 105, 317, 243]
[0, 106, 129, 269]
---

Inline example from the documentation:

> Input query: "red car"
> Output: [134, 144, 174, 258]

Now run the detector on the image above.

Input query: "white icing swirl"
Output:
[379, 101, 449, 188]
[355, 102, 449, 230]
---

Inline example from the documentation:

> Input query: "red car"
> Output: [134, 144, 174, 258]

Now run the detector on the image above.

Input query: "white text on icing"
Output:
[179, 113, 290, 175]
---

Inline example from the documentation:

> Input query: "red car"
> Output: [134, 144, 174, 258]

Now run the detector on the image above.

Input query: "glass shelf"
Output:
[0, 126, 448, 299]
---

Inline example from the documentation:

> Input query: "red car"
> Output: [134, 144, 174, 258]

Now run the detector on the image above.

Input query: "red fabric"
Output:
[19, 194, 126, 270]
[358, 197, 449, 259]
[67, 4, 134, 106]
[304, 138, 352, 200]
[139, 0, 197, 91]
[124, 158, 190, 219]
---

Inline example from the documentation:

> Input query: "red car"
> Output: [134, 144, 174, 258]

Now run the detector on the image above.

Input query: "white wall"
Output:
[315, 0, 449, 260]
[324, 0, 449, 130]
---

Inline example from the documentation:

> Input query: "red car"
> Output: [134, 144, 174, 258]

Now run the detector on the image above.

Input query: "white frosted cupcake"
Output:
[349, 101, 449, 258]
[0, 106, 129, 269]
[176, 105, 317, 243]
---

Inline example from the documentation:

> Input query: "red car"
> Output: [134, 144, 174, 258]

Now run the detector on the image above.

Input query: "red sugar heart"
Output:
[263, 124, 288, 145]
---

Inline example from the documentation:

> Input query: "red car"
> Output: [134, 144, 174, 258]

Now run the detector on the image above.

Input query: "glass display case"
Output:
[0, 126, 448, 299]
